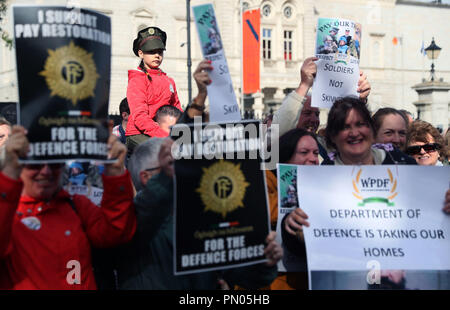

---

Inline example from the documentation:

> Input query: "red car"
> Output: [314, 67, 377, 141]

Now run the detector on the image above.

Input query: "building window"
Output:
[262, 28, 272, 60]
[284, 30, 293, 61]
[262, 4, 271, 17]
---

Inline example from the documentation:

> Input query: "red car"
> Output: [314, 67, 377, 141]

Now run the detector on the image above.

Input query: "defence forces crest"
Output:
[39, 41, 99, 106]
[196, 160, 250, 218]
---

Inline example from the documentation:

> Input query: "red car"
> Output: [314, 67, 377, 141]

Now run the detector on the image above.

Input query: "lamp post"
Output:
[424, 37, 442, 82]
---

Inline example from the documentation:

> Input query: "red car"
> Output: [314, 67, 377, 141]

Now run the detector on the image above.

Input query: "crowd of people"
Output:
[0, 25, 449, 290]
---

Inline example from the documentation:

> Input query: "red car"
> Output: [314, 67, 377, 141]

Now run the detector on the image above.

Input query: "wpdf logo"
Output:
[352, 168, 398, 206]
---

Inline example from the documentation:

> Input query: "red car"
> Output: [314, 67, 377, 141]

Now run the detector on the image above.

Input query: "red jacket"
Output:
[0, 171, 136, 290]
[126, 67, 183, 137]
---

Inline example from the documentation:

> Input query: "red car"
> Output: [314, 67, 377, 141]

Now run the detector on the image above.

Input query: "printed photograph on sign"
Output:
[275, 164, 307, 274]
[316, 18, 361, 61]
[62, 161, 104, 206]
[193, 5, 223, 56]
[192, 3, 241, 123]
[279, 165, 299, 210]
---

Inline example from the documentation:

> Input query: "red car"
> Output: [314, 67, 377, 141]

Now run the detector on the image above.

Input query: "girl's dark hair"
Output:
[139, 60, 152, 81]
[372, 108, 408, 135]
[279, 128, 319, 163]
[325, 96, 374, 150]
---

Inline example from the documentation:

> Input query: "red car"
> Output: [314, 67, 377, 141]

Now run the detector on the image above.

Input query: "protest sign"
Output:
[311, 18, 361, 108]
[171, 120, 269, 275]
[295, 165, 450, 288]
[13, 5, 111, 163]
[62, 161, 104, 206]
[192, 3, 241, 123]
[275, 164, 307, 272]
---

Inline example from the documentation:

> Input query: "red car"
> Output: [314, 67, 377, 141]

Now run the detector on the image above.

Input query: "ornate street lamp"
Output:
[424, 37, 442, 82]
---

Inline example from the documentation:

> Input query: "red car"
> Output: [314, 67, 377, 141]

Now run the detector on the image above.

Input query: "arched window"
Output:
[262, 3, 272, 18]
[283, 5, 292, 19]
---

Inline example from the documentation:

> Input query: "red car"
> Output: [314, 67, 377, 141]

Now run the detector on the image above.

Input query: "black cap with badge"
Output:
[133, 26, 167, 56]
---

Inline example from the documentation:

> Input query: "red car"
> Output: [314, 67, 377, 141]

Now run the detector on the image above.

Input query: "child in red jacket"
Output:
[126, 27, 183, 154]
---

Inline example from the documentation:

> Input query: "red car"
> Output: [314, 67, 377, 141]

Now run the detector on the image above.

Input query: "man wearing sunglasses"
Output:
[0, 126, 136, 290]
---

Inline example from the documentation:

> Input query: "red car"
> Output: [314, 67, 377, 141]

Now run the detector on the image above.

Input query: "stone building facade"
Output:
[1, 0, 449, 130]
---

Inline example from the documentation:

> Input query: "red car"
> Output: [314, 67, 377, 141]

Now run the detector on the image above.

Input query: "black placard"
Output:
[171, 120, 270, 274]
[13, 6, 111, 162]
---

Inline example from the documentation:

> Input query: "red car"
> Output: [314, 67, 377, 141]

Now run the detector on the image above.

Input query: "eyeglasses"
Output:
[405, 143, 440, 155]
[24, 163, 65, 170]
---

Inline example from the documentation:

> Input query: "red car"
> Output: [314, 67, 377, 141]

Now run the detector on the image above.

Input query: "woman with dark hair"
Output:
[372, 108, 409, 151]
[267, 128, 319, 228]
[278, 129, 320, 165]
[406, 120, 447, 166]
[266, 128, 319, 290]
[323, 97, 415, 165]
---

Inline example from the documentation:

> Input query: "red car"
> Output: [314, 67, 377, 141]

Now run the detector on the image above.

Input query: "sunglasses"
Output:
[405, 143, 440, 155]
[24, 163, 65, 170]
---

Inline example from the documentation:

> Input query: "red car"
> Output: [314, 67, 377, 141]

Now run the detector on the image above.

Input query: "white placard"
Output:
[311, 18, 361, 108]
[192, 4, 241, 122]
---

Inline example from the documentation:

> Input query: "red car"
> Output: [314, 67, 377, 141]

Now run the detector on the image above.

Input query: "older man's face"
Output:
[0, 124, 11, 147]
[297, 97, 320, 133]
